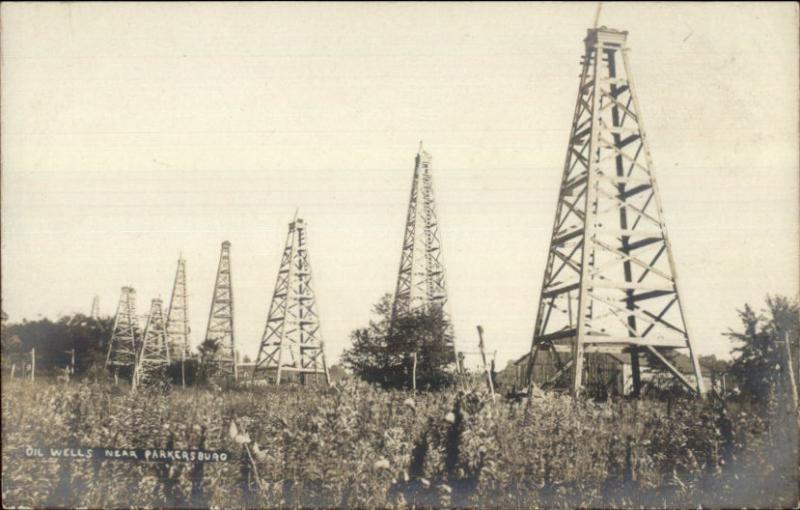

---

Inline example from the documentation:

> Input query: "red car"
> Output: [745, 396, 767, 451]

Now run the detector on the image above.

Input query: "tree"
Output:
[1, 310, 22, 354]
[1, 313, 113, 377]
[341, 293, 456, 390]
[699, 354, 730, 392]
[327, 364, 349, 382]
[726, 295, 799, 401]
[63, 314, 114, 377]
[197, 338, 221, 382]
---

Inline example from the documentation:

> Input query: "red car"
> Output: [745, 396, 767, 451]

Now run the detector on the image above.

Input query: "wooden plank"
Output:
[562, 173, 588, 194]
[592, 238, 673, 281]
[598, 175, 650, 185]
[605, 126, 637, 136]
[594, 228, 661, 237]
[542, 282, 580, 299]
[552, 344, 626, 354]
[596, 186, 661, 227]
[552, 229, 584, 245]
[543, 358, 574, 385]
[272, 366, 328, 374]
[592, 281, 674, 292]
[584, 345, 627, 354]
[535, 329, 578, 343]
[616, 134, 641, 149]
[618, 183, 651, 201]
[626, 236, 662, 251]
[584, 335, 687, 347]
[644, 345, 698, 394]
[599, 91, 638, 121]
[629, 289, 674, 302]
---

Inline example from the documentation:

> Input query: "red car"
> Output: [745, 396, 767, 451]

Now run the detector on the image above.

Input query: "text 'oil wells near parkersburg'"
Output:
[22, 446, 230, 462]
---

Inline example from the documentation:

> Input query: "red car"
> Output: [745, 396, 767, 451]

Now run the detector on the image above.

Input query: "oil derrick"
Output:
[390, 144, 457, 367]
[105, 286, 139, 372]
[526, 27, 704, 397]
[133, 298, 170, 388]
[253, 216, 330, 385]
[165, 256, 190, 362]
[90, 295, 100, 319]
[203, 241, 237, 380]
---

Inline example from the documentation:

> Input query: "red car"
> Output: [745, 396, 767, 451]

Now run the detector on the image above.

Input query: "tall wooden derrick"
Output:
[390, 145, 458, 367]
[133, 298, 170, 388]
[252, 216, 330, 385]
[90, 295, 100, 319]
[165, 256, 190, 363]
[526, 27, 704, 397]
[203, 241, 237, 380]
[105, 286, 139, 374]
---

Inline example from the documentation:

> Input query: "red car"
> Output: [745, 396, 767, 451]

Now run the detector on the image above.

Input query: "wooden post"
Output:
[132, 357, 141, 391]
[10, 364, 15, 379]
[181, 350, 186, 389]
[783, 331, 798, 412]
[476, 325, 494, 397]
[593, 1, 603, 29]
[30, 348, 35, 381]
[234, 350, 240, 384]
[412, 352, 417, 392]
[70, 349, 76, 374]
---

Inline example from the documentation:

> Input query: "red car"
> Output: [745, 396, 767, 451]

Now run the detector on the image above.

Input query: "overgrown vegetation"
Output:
[2, 378, 797, 508]
[1, 296, 798, 508]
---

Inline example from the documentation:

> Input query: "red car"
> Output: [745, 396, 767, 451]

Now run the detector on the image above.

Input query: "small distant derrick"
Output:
[133, 298, 170, 388]
[252, 215, 330, 386]
[105, 286, 139, 374]
[90, 295, 100, 319]
[165, 256, 190, 363]
[203, 241, 237, 381]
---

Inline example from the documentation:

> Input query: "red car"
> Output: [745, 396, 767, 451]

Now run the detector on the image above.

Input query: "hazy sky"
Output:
[2, 3, 798, 367]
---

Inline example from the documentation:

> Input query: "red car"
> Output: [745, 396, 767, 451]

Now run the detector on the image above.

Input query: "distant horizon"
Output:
[2, 3, 798, 368]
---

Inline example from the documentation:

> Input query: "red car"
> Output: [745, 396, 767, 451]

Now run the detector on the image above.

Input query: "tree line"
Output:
[2, 294, 798, 404]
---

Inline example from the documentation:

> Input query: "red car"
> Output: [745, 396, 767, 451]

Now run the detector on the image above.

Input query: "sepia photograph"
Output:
[1, 2, 798, 508]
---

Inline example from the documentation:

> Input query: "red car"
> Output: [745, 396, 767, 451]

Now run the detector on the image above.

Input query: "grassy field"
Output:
[1, 377, 797, 508]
